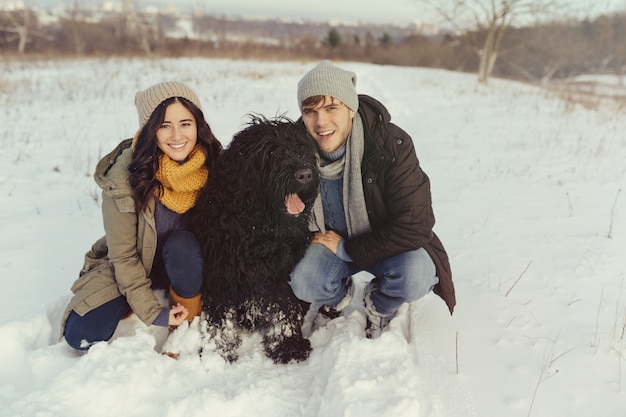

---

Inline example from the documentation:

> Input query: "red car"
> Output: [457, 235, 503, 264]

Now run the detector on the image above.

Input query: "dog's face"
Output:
[218, 116, 320, 220]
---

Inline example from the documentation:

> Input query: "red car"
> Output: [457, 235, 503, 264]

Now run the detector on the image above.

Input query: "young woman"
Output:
[61, 81, 222, 351]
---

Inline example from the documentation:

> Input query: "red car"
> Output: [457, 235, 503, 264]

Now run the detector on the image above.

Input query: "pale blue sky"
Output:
[146, 0, 626, 24]
[30, 0, 626, 25]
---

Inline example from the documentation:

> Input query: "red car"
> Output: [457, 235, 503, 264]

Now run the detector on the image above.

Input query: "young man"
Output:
[289, 60, 455, 338]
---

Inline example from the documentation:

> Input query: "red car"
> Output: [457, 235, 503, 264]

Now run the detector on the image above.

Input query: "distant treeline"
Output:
[1, 8, 624, 82]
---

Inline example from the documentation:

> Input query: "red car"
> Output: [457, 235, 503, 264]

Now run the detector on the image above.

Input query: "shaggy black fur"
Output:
[191, 115, 320, 364]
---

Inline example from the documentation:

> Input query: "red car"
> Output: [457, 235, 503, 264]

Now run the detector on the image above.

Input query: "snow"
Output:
[1, 57, 625, 417]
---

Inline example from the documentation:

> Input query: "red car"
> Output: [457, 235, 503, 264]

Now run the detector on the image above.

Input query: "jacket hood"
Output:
[94, 138, 134, 198]
[357, 94, 392, 125]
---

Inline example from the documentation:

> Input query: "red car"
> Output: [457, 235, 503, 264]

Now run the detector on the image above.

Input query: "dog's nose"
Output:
[294, 168, 313, 184]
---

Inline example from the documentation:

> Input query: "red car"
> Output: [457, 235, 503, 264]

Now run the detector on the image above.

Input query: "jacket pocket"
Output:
[71, 262, 112, 293]
[79, 236, 109, 276]
[71, 281, 122, 316]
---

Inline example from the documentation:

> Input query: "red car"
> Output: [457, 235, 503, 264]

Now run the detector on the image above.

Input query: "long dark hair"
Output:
[128, 96, 222, 213]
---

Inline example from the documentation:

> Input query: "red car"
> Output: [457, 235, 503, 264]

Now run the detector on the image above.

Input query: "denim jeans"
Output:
[63, 230, 203, 350]
[289, 243, 438, 315]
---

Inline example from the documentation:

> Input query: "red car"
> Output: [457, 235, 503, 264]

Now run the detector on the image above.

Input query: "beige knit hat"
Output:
[297, 60, 358, 112]
[134, 81, 202, 128]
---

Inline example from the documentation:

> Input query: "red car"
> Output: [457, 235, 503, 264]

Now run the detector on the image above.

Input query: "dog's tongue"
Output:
[285, 193, 305, 215]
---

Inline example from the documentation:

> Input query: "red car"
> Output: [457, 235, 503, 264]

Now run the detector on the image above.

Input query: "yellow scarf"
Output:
[155, 146, 208, 214]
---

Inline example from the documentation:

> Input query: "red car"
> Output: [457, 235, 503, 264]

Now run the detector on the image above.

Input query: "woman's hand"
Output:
[311, 230, 343, 254]
[168, 303, 189, 327]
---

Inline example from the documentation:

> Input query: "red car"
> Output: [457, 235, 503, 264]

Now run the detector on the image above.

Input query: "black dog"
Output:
[191, 115, 320, 364]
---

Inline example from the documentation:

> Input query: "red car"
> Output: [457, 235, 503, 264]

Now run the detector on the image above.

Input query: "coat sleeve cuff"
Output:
[152, 309, 169, 327]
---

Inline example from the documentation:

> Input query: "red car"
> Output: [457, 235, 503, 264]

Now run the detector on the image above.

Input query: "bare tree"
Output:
[417, 0, 564, 83]
[0, 6, 37, 54]
[62, 1, 88, 55]
[122, 0, 162, 55]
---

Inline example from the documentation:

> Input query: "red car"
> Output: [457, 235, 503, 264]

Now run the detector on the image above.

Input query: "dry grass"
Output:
[543, 77, 626, 112]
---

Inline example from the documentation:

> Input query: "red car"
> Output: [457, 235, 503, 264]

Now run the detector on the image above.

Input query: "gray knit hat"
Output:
[297, 60, 358, 112]
[134, 81, 202, 128]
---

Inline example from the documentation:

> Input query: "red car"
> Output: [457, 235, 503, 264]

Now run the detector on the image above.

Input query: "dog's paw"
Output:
[199, 314, 242, 363]
[264, 334, 312, 364]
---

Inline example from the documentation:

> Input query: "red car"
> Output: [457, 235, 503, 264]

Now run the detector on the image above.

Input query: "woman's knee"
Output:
[64, 311, 90, 350]
[63, 297, 130, 351]
[164, 231, 201, 259]
[64, 310, 114, 351]
[164, 231, 203, 297]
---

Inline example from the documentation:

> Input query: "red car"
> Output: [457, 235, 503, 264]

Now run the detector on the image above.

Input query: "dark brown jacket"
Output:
[345, 95, 455, 314]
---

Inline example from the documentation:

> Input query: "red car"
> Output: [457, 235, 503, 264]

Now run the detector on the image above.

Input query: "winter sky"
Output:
[24, 0, 626, 25]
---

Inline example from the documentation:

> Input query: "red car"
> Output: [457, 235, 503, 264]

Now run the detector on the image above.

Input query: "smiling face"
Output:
[156, 99, 197, 161]
[301, 96, 355, 154]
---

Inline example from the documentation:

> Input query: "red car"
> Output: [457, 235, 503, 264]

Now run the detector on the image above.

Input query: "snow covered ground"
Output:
[0, 57, 624, 417]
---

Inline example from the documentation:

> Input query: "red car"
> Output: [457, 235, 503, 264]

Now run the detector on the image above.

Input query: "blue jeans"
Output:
[63, 230, 203, 350]
[289, 244, 438, 315]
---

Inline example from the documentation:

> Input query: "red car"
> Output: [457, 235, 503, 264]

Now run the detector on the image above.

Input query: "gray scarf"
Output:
[310, 112, 371, 237]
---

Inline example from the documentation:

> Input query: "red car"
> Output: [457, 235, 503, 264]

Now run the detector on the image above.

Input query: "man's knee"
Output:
[290, 244, 350, 303]
[289, 269, 315, 302]
[405, 249, 438, 300]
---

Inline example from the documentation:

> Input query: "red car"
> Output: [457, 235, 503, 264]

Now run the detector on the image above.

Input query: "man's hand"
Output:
[311, 230, 343, 254]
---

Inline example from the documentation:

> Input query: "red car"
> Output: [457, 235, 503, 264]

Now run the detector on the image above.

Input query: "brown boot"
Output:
[168, 286, 202, 323]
